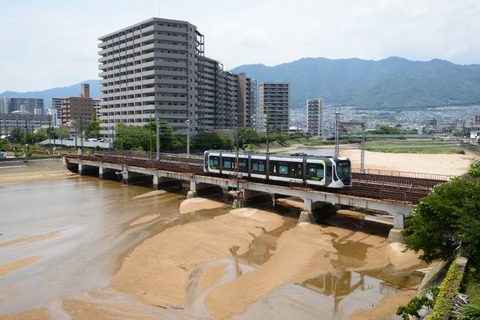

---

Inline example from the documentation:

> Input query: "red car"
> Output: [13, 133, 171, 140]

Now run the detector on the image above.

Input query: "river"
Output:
[0, 158, 428, 319]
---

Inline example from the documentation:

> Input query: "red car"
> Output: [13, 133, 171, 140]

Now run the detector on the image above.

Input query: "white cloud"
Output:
[1, 0, 479, 92]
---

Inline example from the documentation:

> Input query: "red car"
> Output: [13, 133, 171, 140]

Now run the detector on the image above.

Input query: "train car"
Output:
[204, 150, 352, 189]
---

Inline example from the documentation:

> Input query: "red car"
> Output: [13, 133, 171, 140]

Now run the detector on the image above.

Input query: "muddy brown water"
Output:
[0, 159, 425, 319]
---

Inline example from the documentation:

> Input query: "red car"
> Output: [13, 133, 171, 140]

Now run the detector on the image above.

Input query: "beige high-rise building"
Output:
[60, 83, 96, 131]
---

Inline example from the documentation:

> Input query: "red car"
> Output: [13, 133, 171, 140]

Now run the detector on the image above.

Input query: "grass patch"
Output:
[364, 140, 465, 154]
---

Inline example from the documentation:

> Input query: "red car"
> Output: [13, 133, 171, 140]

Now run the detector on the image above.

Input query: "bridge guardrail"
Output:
[353, 168, 453, 182]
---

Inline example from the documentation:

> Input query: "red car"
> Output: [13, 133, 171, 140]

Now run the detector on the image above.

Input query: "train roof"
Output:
[204, 149, 350, 161]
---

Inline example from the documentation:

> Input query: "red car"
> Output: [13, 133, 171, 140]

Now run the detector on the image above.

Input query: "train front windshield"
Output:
[336, 160, 352, 185]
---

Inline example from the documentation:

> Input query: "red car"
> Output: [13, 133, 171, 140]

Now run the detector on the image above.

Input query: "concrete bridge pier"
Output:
[152, 174, 159, 189]
[231, 190, 245, 209]
[187, 180, 197, 199]
[99, 166, 105, 179]
[298, 198, 315, 223]
[393, 213, 404, 229]
[78, 163, 84, 175]
[114, 165, 129, 184]
[387, 213, 406, 243]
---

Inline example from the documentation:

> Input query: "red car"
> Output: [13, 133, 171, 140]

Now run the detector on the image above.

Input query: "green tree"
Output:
[238, 127, 263, 144]
[144, 120, 176, 150]
[113, 123, 149, 151]
[192, 132, 232, 150]
[84, 116, 101, 139]
[47, 126, 58, 142]
[113, 121, 181, 152]
[56, 127, 70, 141]
[403, 164, 480, 268]
[0, 138, 9, 151]
[9, 127, 26, 143]
[467, 160, 480, 177]
[33, 128, 48, 142]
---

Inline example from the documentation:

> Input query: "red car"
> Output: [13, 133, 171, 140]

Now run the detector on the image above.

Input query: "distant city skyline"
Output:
[1, 0, 479, 92]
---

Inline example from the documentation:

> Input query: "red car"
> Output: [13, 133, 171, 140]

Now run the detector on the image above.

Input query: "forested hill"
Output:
[2, 57, 479, 111]
[231, 57, 480, 109]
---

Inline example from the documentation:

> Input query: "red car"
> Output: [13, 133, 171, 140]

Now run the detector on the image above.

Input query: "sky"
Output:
[1, 0, 479, 92]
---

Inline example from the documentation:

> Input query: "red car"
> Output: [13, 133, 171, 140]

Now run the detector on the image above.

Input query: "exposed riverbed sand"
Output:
[2, 149, 478, 319]
[341, 148, 478, 176]
[0, 256, 42, 277]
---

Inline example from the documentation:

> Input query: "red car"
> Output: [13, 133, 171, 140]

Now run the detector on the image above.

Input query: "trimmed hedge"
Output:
[426, 256, 467, 320]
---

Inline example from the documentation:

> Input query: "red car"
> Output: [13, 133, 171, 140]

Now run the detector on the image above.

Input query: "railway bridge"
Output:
[63, 152, 451, 233]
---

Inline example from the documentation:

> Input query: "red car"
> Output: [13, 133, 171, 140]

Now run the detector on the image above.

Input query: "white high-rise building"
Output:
[307, 98, 324, 136]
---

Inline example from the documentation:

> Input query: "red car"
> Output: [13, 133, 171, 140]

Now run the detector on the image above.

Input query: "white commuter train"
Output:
[203, 150, 352, 189]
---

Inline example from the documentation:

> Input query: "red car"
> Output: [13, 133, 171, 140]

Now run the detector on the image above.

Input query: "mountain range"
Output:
[232, 56, 480, 109]
[1, 57, 479, 110]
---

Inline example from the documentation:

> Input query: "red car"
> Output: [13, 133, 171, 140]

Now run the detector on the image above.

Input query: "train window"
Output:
[308, 164, 324, 179]
[279, 165, 288, 174]
[239, 159, 247, 171]
[223, 159, 232, 169]
[252, 160, 265, 172]
[209, 156, 219, 169]
[336, 162, 351, 178]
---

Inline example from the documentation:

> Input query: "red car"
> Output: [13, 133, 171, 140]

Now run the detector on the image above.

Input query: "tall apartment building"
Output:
[97, 17, 204, 137]
[200, 58, 256, 131]
[60, 84, 96, 130]
[0, 98, 44, 114]
[98, 17, 256, 138]
[307, 98, 324, 136]
[200, 57, 223, 130]
[237, 73, 256, 129]
[257, 83, 289, 133]
[0, 98, 9, 114]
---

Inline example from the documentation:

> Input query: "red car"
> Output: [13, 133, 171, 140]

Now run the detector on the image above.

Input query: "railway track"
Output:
[68, 153, 446, 204]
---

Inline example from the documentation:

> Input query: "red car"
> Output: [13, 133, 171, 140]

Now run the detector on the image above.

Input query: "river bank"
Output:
[0, 157, 74, 182]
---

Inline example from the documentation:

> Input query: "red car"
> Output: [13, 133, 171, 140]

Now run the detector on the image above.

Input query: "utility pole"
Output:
[339, 115, 366, 173]
[149, 113, 153, 163]
[156, 113, 160, 161]
[361, 114, 366, 173]
[235, 115, 239, 190]
[334, 106, 340, 157]
[186, 119, 190, 158]
[266, 104, 269, 153]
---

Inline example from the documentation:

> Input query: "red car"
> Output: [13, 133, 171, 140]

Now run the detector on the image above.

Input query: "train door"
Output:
[290, 162, 303, 179]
